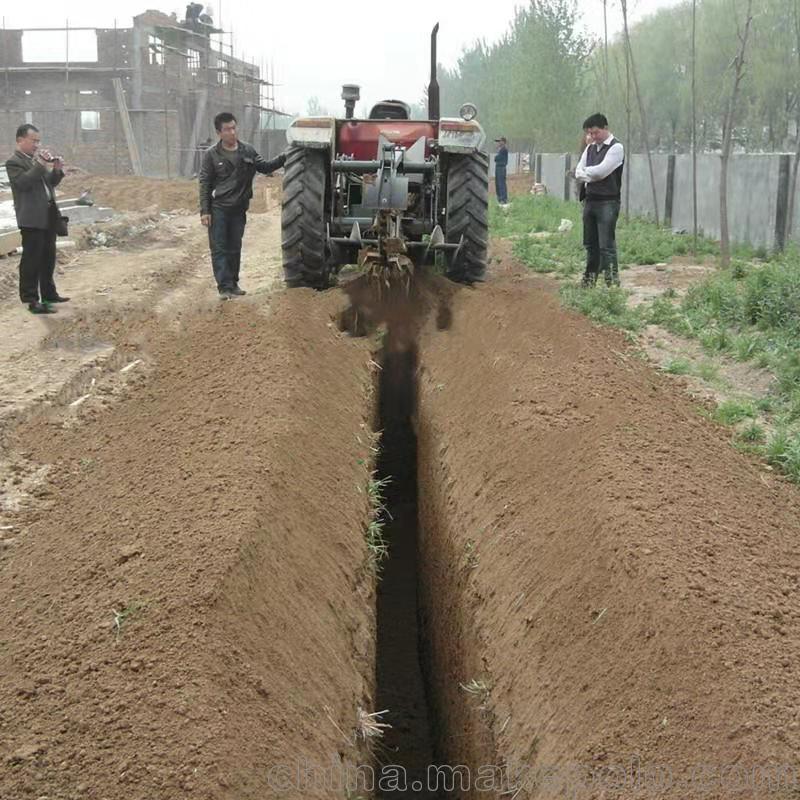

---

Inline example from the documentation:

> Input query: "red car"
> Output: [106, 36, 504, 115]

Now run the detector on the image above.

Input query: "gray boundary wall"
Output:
[533, 152, 796, 251]
[488, 152, 522, 177]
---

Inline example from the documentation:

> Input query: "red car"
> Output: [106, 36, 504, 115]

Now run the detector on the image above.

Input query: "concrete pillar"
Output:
[665, 154, 676, 228]
[564, 154, 572, 201]
[774, 154, 791, 252]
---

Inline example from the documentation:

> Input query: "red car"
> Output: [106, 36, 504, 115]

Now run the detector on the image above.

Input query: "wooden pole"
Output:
[113, 77, 143, 175]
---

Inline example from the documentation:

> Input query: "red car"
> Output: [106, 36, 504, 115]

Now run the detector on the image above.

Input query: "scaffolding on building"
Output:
[0, 11, 293, 178]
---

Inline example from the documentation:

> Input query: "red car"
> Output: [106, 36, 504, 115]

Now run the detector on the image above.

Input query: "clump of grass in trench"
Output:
[365, 473, 391, 573]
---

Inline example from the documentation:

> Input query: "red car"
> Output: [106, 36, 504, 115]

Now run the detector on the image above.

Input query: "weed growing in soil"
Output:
[765, 425, 800, 481]
[356, 707, 392, 741]
[663, 358, 692, 375]
[112, 601, 148, 637]
[696, 361, 721, 382]
[713, 399, 757, 426]
[738, 422, 766, 444]
[459, 678, 490, 695]
[464, 539, 479, 570]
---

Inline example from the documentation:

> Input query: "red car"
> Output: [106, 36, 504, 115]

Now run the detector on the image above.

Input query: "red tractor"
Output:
[281, 25, 489, 289]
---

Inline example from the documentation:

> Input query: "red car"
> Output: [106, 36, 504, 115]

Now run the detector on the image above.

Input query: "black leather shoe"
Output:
[29, 302, 57, 314]
[43, 295, 70, 303]
[230, 286, 247, 296]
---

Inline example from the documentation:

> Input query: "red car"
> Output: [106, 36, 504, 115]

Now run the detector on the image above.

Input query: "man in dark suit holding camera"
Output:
[6, 123, 68, 314]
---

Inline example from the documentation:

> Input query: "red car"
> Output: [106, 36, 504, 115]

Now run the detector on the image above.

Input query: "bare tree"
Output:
[603, 0, 610, 99]
[625, 44, 632, 219]
[785, 0, 800, 244]
[719, 0, 755, 268]
[611, 44, 633, 218]
[620, 0, 660, 224]
[692, 0, 698, 251]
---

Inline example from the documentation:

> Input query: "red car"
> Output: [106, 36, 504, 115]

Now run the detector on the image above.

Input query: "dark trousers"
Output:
[495, 166, 508, 204]
[19, 224, 58, 305]
[582, 199, 620, 286]
[208, 206, 247, 291]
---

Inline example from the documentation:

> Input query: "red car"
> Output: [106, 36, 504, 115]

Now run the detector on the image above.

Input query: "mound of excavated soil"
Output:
[56, 174, 281, 215]
[417, 275, 800, 799]
[0, 291, 377, 800]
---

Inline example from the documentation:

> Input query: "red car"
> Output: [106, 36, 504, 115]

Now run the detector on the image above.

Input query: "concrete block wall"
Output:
[1, 16, 259, 178]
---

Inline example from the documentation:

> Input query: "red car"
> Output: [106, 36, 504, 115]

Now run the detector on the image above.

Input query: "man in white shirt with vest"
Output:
[575, 113, 624, 287]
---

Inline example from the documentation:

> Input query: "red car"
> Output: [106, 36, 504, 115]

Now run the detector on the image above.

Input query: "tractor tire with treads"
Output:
[445, 151, 489, 284]
[281, 146, 330, 289]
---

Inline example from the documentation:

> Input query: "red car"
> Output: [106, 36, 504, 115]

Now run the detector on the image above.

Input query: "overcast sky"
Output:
[4, 0, 681, 115]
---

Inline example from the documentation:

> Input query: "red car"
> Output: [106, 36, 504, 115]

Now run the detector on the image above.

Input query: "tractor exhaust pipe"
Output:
[428, 23, 440, 121]
[341, 84, 361, 120]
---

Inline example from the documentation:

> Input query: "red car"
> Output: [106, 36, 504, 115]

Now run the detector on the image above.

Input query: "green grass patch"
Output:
[737, 422, 767, 444]
[559, 284, 643, 331]
[492, 195, 718, 279]
[663, 358, 692, 375]
[765, 426, 800, 482]
[713, 399, 757, 426]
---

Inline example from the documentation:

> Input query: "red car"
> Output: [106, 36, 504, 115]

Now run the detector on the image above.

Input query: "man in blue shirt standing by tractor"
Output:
[494, 136, 509, 207]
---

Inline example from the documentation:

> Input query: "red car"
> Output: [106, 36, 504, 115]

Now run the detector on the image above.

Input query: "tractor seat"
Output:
[368, 100, 411, 120]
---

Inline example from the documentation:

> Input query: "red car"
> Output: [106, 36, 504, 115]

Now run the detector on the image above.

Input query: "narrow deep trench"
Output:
[373, 339, 443, 800]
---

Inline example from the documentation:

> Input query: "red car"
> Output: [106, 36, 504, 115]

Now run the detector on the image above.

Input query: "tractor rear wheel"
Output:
[444, 152, 489, 284]
[282, 146, 330, 289]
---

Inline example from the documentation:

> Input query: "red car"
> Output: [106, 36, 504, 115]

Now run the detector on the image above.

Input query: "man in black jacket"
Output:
[494, 136, 509, 206]
[199, 112, 286, 299]
[6, 123, 68, 314]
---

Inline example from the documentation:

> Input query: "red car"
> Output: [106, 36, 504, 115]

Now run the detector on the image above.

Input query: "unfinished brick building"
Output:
[0, 9, 289, 177]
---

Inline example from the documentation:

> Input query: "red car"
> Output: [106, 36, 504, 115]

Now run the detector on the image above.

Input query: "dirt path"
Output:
[0, 211, 283, 425]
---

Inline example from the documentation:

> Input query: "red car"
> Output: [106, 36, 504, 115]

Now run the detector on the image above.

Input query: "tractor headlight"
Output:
[459, 103, 478, 122]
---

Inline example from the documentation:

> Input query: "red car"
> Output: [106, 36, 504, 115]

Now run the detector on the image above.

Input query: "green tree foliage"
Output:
[437, 0, 591, 150]
[595, 0, 799, 152]
[436, 0, 800, 154]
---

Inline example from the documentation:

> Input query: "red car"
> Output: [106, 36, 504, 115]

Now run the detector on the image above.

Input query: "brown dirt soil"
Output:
[416, 274, 800, 799]
[0, 210, 283, 424]
[0, 291, 379, 800]
[55, 174, 281, 214]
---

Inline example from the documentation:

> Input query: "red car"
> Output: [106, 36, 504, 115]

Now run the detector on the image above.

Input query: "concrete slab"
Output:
[58, 205, 114, 224]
